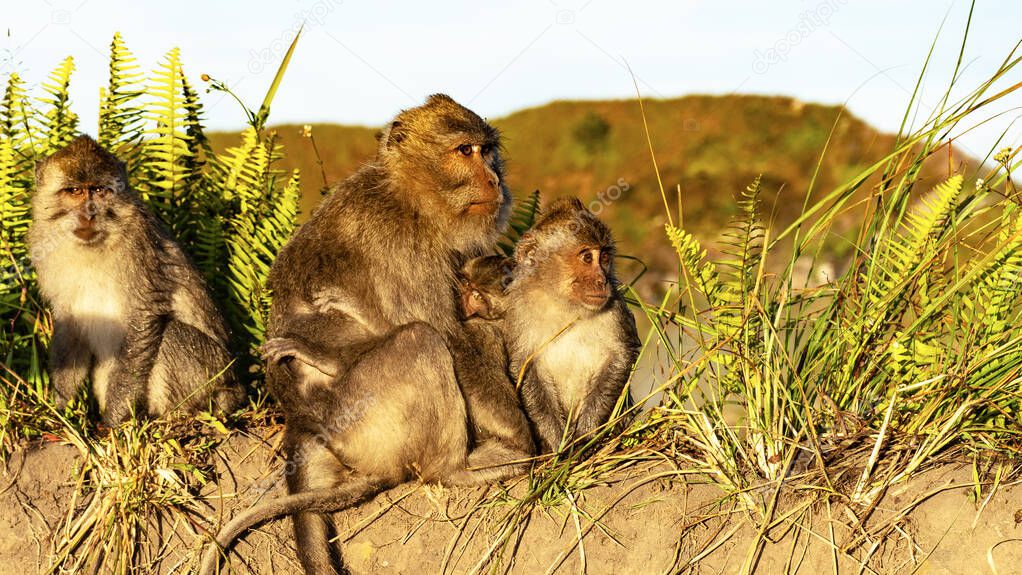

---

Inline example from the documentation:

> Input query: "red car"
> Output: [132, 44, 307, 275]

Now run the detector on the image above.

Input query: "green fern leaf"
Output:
[36, 57, 78, 155]
[497, 190, 540, 256]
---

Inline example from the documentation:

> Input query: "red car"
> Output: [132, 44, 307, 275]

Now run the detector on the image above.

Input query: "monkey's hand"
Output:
[261, 337, 340, 379]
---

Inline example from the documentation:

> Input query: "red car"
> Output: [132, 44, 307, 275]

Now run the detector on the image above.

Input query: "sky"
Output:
[2, 0, 1021, 159]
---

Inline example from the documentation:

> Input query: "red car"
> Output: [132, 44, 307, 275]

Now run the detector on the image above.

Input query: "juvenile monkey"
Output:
[29, 135, 244, 424]
[506, 198, 640, 453]
[459, 254, 514, 320]
[200, 95, 525, 575]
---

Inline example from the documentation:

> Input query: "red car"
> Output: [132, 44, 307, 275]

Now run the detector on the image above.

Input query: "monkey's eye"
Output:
[480, 144, 493, 156]
[600, 251, 611, 266]
[458, 144, 474, 157]
[581, 251, 594, 265]
[92, 186, 112, 198]
[63, 187, 85, 197]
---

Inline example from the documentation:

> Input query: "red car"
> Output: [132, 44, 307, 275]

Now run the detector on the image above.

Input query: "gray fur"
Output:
[29, 135, 244, 424]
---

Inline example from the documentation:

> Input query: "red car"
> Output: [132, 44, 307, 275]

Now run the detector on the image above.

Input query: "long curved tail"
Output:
[198, 476, 379, 575]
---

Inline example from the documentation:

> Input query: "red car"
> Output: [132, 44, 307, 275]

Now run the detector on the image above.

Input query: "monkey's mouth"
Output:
[466, 200, 500, 215]
[73, 227, 105, 244]
[579, 292, 611, 308]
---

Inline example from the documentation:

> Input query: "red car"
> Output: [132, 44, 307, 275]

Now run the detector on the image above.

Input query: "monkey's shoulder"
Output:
[309, 165, 399, 226]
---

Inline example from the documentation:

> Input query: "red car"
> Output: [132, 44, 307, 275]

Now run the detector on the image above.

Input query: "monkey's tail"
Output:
[198, 476, 379, 575]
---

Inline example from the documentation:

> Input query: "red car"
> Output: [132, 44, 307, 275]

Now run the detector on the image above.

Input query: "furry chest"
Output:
[535, 317, 615, 413]
[41, 246, 129, 357]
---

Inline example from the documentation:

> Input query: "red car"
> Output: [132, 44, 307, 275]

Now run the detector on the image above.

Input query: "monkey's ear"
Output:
[376, 121, 407, 157]
[514, 234, 538, 266]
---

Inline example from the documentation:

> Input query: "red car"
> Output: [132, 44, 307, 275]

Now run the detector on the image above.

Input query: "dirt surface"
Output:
[1, 431, 1020, 575]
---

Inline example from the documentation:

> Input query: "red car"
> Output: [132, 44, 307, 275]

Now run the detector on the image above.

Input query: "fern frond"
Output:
[139, 47, 203, 234]
[36, 57, 78, 155]
[497, 190, 541, 256]
[1, 73, 34, 152]
[98, 32, 145, 164]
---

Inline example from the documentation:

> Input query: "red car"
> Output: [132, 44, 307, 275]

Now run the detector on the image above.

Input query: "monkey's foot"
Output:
[261, 338, 339, 378]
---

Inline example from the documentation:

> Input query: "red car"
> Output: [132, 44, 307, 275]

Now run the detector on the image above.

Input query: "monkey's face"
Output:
[379, 95, 512, 247]
[513, 198, 618, 314]
[443, 136, 508, 216]
[558, 244, 614, 312]
[32, 136, 133, 248]
[35, 161, 130, 247]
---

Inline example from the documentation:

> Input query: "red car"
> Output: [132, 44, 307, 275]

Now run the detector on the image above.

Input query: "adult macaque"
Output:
[201, 95, 525, 575]
[29, 135, 243, 424]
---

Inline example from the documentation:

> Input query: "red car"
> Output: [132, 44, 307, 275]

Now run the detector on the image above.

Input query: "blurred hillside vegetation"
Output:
[209, 95, 967, 291]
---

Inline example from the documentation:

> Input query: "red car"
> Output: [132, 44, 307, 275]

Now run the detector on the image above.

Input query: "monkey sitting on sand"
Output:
[29, 135, 245, 424]
[505, 198, 641, 454]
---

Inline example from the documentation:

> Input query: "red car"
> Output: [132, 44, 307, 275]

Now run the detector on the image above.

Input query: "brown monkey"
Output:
[260, 255, 535, 480]
[506, 198, 640, 454]
[200, 95, 524, 575]
[29, 135, 244, 425]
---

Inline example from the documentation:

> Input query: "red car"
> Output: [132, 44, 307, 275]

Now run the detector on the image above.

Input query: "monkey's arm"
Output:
[49, 317, 92, 409]
[519, 368, 568, 454]
[574, 303, 640, 441]
[103, 307, 167, 424]
[573, 360, 632, 443]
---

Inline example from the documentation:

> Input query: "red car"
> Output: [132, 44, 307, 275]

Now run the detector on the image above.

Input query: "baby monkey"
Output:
[453, 255, 534, 477]
[505, 198, 640, 453]
[29, 135, 244, 424]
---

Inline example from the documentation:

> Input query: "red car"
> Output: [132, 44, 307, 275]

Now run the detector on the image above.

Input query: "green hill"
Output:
[209, 95, 966, 289]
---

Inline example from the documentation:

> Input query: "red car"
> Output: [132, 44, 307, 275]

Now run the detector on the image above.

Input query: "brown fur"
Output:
[200, 95, 527, 575]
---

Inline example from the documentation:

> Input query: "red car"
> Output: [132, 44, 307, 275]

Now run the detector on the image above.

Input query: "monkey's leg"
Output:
[310, 288, 387, 336]
[521, 371, 569, 454]
[49, 317, 92, 410]
[149, 320, 244, 417]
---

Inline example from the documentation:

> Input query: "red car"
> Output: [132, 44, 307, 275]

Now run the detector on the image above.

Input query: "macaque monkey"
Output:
[29, 135, 244, 425]
[505, 198, 640, 453]
[201, 95, 525, 575]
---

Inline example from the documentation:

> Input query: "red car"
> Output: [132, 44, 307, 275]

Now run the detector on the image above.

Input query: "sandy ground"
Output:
[1, 430, 1020, 575]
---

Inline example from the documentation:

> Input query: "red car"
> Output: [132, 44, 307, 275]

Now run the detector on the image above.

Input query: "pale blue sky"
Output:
[3, 1, 1020, 158]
